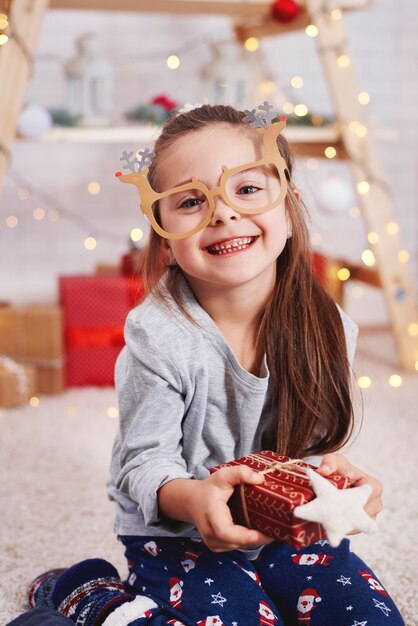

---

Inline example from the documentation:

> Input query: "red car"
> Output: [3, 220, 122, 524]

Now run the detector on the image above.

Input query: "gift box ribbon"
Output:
[66, 325, 125, 349]
[0, 356, 30, 400]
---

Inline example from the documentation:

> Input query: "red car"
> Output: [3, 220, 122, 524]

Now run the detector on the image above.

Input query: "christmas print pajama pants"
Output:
[119, 535, 405, 626]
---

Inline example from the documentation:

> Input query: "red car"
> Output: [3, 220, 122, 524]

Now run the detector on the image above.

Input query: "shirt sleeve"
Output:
[114, 316, 195, 530]
[336, 304, 359, 369]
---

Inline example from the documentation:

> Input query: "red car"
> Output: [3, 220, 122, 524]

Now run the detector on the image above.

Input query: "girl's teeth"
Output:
[207, 237, 255, 254]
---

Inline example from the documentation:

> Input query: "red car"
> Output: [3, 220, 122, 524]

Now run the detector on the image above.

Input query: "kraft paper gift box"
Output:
[95, 264, 121, 276]
[59, 275, 143, 386]
[0, 305, 64, 394]
[210, 450, 351, 549]
[0, 360, 37, 408]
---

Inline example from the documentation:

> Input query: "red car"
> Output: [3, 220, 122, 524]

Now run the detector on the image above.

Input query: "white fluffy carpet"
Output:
[0, 327, 417, 625]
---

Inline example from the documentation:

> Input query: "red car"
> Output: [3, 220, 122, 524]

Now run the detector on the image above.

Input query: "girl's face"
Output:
[158, 125, 291, 295]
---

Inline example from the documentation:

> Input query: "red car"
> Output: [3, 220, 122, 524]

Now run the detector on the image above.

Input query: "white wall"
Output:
[1, 1, 417, 326]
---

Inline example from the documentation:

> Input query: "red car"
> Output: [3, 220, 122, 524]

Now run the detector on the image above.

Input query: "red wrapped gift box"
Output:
[210, 450, 351, 549]
[59, 275, 143, 386]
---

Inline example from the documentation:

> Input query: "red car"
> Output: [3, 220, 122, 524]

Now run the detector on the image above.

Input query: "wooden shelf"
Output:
[49, 0, 374, 41]
[49, 0, 373, 16]
[35, 124, 161, 144]
[40, 123, 345, 144]
[20, 123, 395, 161]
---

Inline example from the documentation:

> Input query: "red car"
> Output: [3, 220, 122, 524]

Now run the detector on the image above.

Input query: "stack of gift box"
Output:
[0, 267, 143, 407]
[0, 304, 64, 407]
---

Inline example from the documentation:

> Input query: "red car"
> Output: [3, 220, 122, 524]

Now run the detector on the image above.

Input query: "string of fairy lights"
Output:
[1, 0, 417, 408]
[6, 168, 133, 247]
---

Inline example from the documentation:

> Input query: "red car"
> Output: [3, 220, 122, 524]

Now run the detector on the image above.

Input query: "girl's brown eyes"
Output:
[238, 185, 260, 195]
[179, 197, 205, 209]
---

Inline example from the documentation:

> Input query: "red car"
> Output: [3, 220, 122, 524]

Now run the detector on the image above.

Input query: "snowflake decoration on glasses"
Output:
[120, 147, 156, 173]
[242, 101, 277, 129]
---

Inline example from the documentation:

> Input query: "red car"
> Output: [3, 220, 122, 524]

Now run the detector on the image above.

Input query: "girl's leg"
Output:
[27, 558, 174, 625]
[121, 536, 286, 625]
[255, 539, 405, 626]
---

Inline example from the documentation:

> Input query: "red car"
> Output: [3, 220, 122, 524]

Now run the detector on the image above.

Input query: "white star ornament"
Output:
[293, 468, 379, 547]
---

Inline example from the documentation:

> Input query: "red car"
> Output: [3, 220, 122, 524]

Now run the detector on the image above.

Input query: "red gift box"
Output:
[210, 450, 351, 549]
[59, 275, 143, 386]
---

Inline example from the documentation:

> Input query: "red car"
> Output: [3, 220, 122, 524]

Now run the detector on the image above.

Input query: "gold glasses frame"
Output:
[116, 117, 288, 240]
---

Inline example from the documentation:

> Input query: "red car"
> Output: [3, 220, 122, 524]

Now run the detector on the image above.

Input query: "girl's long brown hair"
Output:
[137, 105, 354, 458]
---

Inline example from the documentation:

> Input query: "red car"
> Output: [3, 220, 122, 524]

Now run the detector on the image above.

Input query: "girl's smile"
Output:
[204, 235, 259, 256]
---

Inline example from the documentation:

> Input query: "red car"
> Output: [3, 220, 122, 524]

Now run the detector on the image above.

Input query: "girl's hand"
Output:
[187, 467, 273, 552]
[317, 453, 383, 521]
[158, 469, 273, 552]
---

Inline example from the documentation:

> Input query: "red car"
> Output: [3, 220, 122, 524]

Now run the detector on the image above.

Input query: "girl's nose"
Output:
[210, 195, 241, 226]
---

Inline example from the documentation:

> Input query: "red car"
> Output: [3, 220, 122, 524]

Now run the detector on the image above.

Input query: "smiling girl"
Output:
[26, 105, 404, 626]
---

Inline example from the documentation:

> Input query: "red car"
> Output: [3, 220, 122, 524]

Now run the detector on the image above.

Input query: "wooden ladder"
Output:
[309, 0, 418, 372]
[0, 0, 49, 195]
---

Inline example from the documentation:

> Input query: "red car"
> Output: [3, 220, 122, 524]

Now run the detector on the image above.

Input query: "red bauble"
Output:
[271, 0, 301, 22]
[152, 94, 178, 112]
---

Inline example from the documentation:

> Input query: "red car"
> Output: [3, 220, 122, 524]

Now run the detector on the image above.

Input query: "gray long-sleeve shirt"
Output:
[107, 275, 358, 537]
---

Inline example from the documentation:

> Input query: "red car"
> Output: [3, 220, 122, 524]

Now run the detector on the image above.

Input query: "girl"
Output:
[27, 104, 404, 626]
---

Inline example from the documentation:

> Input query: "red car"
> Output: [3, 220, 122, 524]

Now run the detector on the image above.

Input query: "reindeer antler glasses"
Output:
[115, 106, 288, 241]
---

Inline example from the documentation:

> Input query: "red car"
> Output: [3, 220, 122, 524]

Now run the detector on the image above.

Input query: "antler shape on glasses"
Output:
[242, 101, 277, 129]
[120, 147, 156, 173]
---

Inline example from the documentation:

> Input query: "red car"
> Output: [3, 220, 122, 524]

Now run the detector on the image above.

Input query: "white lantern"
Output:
[65, 34, 114, 126]
[201, 40, 250, 108]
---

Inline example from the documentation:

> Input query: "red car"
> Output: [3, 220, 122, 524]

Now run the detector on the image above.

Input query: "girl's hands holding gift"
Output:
[317, 453, 383, 521]
[189, 466, 274, 552]
[158, 468, 273, 552]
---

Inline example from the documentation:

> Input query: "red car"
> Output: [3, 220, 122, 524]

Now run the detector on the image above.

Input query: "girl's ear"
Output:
[161, 239, 171, 257]
[293, 188, 302, 202]
[161, 239, 175, 264]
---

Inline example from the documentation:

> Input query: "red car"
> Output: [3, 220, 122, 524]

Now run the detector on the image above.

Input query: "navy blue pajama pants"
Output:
[120, 536, 405, 626]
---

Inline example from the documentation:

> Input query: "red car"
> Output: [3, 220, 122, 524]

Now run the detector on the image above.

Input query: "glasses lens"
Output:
[225, 164, 283, 212]
[153, 187, 211, 236]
